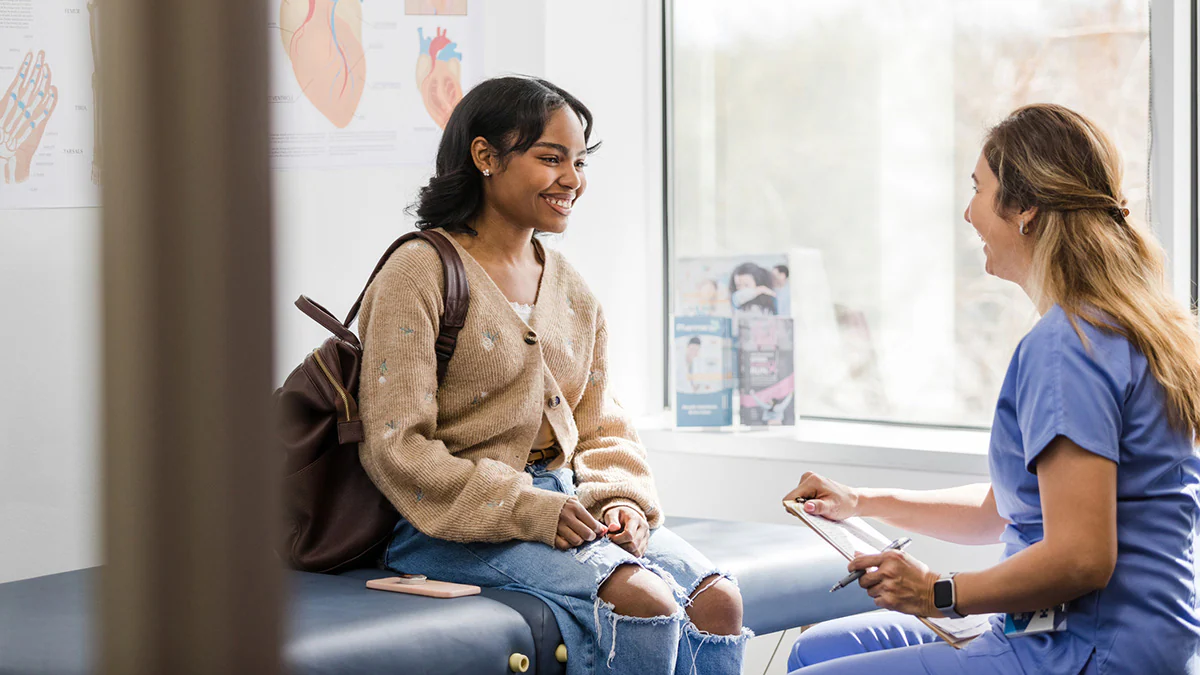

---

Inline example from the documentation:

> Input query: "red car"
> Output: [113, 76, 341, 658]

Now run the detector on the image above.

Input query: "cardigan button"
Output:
[524, 330, 538, 345]
[548, 395, 561, 409]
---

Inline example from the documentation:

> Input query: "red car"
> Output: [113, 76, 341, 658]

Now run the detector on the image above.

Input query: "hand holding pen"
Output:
[830, 537, 913, 592]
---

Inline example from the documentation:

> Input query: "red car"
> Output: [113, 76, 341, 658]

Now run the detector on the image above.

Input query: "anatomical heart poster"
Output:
[0, 0, 101, 209]
[270, 0, 484, 169]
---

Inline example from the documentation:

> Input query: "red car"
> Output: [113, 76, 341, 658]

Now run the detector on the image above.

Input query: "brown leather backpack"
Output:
[275, 230, 469, 573]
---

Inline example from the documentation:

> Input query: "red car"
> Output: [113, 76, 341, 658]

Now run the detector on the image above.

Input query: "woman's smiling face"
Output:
[965, 152, 1035, 285]
[484, 106, 589, 234]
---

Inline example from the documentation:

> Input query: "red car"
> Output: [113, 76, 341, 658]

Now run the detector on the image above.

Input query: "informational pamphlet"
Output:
[738, 317, 795, 426]
[674, 315, 734, 427]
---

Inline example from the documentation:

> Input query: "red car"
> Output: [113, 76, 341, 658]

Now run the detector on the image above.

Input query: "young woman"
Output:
[357, 76, 751, 675]
[784, 104, 1200, 674]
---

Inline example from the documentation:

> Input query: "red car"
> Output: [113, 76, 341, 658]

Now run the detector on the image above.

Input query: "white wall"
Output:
[274, 0, 548, 384]
[274, 1, 666, 414]
[0, 207, 101, 583]
[541, 1, 667, 415]
[0, 0, 668, 586]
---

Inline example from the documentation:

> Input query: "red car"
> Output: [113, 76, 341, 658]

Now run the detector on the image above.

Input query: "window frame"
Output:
[1192, 0, 1199, 311]
[656, 0, 1196, 457]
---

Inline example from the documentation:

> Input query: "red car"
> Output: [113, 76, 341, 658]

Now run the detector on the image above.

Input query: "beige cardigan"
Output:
[357, 230, 663, 546]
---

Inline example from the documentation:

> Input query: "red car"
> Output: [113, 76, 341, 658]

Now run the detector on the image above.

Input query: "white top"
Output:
[510, 302, 534, 323]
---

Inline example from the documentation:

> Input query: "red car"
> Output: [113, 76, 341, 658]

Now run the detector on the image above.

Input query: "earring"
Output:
[482, 169, 491, 177]
[1019, 219, 1028, 236]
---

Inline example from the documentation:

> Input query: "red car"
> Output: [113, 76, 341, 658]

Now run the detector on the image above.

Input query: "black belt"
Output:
[526, 445, 561, 465]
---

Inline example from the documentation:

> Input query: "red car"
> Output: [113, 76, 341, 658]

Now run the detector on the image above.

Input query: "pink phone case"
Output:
[366, 576, 482, 598]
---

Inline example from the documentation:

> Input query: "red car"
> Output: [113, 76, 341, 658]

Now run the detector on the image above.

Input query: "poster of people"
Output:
[675, 254, 791, 318]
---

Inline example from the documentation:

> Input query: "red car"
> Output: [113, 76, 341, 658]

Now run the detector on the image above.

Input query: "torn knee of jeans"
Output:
[594, 596, 687, 669]
[682, 569, 737, 607]
[677, 624, 754, 675]
[592, 561, 657, 649]
[682, 620, 754, 642]
[592, 561, 687, 668]
[606, 605, 688, 624]
[640, 559, 691, 600]
[592, 560, 650, 604]
[593, 559, 685, 613]
[592, 582, 685, 630]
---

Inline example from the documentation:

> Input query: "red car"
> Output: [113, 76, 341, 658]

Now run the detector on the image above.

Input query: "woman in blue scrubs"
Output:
[784, 104, 1200, 674]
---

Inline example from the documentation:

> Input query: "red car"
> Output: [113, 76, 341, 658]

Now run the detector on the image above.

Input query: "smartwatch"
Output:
[933, 572, 964, 619]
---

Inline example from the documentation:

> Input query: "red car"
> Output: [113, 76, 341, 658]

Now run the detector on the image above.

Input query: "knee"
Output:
[787, 621, 862, 670]
[788, 625, 838, 671]
[788, 630, 815, 671]
[686, 576, 743, 635]
[597, 564, 680, 619]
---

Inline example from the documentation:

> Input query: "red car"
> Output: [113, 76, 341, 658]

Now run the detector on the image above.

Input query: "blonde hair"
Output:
[983, 103, 1200, 438]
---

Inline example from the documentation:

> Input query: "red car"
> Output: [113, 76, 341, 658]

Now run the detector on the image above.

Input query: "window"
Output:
[668, 0, 1151, 427]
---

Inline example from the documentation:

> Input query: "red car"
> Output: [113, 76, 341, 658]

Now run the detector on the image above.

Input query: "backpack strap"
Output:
[296, 295, 361, 349]
[343, 230, 470, 384]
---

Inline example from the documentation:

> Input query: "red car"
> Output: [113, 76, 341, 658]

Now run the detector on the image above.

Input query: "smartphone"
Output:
[366, 576, 481, 599]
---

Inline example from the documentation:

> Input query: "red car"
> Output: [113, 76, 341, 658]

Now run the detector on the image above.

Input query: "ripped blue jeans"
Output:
[384, 462, 752, 675]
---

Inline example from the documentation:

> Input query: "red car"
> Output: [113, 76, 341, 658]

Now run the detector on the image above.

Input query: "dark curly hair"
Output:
[729, 262, 777, 315]
[411, 76, 600, 235]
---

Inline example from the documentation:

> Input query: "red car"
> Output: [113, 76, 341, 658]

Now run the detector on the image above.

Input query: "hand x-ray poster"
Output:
[0, 0, 101, 209]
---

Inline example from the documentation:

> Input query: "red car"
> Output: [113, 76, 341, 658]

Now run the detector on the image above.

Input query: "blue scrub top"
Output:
[980, 305, 1200, 674]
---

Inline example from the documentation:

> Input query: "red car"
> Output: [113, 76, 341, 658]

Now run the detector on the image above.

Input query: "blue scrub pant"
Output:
[787, 611, 1097, 675]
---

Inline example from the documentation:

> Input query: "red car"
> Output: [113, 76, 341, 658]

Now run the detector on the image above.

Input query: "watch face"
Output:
[933, 579, 954, 609]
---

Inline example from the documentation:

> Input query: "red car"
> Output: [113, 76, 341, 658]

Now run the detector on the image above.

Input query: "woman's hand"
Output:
[783, 472, 860, 521]
[851, 549, 941, 617]
[555, 498, 608, 550]
[604, 506, 650, 557]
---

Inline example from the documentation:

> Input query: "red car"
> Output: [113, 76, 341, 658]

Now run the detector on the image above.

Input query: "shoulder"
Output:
[1016, 305, 1131, 388]
[362, 234, 447, 317]
[546, 247, 592, 294]
[546, 247, 601, 316]
[1018, 305, 1073, 354]
[1021, 305, 1127, 355]
[373, 234, 448, 290]
[388, 235, 447, 278]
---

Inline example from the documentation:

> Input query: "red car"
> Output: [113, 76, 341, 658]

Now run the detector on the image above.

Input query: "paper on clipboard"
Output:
[782, 500, 892, 558]
[782, 499, 995, 648]
[927, 613, 995, 642]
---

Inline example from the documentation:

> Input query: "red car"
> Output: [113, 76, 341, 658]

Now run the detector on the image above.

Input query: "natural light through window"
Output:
[670, 0, 1150, 428]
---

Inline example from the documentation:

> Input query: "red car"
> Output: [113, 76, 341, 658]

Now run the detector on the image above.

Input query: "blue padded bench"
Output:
[0, 517, 875, 674]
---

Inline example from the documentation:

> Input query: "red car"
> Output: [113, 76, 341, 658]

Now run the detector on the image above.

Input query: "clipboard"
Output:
[783, 499, 993, 648]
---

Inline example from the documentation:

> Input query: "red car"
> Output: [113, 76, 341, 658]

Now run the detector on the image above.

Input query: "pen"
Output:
[829, 537, 912, 593]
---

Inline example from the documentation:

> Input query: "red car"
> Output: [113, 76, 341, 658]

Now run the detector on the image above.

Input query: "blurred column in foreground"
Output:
[98, 0, 280, 671]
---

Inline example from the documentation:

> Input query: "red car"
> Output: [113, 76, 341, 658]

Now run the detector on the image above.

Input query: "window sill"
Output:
[634, 416, 991, 475]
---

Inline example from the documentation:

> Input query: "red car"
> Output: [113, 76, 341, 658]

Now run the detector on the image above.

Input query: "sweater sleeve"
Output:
[357, 253, 569, 545]
[571, 305, 664, 527]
